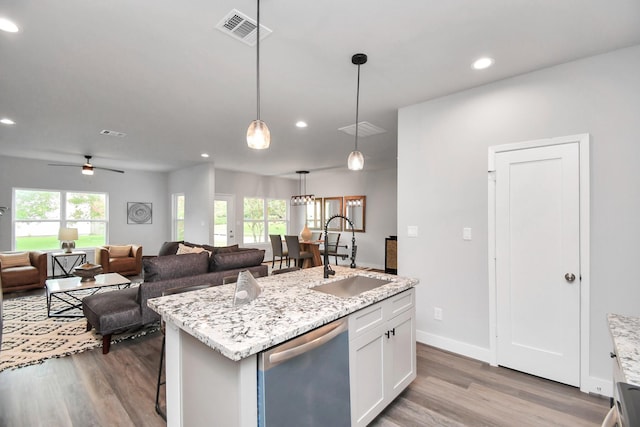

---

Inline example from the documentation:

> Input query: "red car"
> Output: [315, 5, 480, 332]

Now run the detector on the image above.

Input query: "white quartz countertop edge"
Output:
[148, 267, 418, 361]
[608, 313, 640, 386]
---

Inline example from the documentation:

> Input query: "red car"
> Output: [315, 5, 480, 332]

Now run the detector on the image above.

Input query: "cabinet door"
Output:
[386, 308, 416, 400]
[350, 326, 386, 427]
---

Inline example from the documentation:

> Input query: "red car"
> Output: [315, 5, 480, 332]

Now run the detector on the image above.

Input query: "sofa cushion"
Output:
[212, 244, 239, 254]
[109, 245, 132, 258]
[1, 265, 39, 284]
[212, 249, 265, 271]
[109, 257, 137, 272]
[158, 241, 183, 256]
[0, 252, 31, 269]
[143, 252, 209, 282]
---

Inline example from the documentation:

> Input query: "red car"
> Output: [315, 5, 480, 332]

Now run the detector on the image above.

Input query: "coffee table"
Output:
[45, 273, 132, 318]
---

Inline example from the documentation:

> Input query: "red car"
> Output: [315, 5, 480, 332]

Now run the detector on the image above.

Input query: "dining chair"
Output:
[155, 283, 216, 420]
[325, 233, 347, 265]
[269, 234, 289, 269]
[310, 231, 322, 242]
[285, 235, 313, 268]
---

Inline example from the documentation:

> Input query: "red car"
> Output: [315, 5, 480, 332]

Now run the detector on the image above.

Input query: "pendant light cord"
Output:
[256, 0, 261, 121]
[354, 63, 361, 151]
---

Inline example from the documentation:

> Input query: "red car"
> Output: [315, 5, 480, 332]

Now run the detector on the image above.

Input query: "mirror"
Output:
[323, 197, 343, 231]
[306, 199, 323, 230]
[344, 196, 366, 232]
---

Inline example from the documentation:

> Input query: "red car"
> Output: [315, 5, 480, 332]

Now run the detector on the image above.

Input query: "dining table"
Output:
[299, 240, 323, 268]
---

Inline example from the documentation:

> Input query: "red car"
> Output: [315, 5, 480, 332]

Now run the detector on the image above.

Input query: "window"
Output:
[172, 193, 185, 241]
[13, 188, 108, 250]
[243, 197, 288, 244]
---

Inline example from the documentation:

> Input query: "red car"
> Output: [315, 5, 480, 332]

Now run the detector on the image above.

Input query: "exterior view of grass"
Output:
[16, 235, 106, 251]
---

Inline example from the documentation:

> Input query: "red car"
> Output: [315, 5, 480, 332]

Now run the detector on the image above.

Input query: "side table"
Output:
[51, 251, 87, 278]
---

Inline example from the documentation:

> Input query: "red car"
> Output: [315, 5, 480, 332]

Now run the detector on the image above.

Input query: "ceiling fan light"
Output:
[247, 119, 270, 149]
[347, 150, 364, 171]
[82, 164, 94, 175]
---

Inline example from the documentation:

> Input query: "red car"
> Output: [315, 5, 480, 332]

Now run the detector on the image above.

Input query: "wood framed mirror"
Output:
[344, 195, 366, 232]
[323, 197, 343, 231]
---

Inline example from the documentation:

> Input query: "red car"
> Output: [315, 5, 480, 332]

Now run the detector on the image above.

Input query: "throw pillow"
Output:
[158, 241, 183, 256]
[143, 252, 209, 282]
[176, 243, 211, 256]
[212, 249, 265, 271]
[0, 252, 31, 269]
[109, 245, 132, 258]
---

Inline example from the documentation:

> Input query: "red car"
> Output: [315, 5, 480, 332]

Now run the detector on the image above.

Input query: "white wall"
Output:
[168, 164, 215, 246]
[307, 167, 398, 269]
[0, 155, 169, 258]
[398, 45, 640, 392]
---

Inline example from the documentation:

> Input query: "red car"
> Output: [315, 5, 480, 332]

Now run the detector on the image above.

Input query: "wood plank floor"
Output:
[0, 333, 609, 426]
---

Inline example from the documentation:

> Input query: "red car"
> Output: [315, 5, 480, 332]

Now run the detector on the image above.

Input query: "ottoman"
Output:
[82, 287, 142, 354]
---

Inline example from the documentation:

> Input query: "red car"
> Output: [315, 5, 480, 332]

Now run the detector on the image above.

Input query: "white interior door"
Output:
[214, 194, 235, 246]
[495, 142, 581, 386]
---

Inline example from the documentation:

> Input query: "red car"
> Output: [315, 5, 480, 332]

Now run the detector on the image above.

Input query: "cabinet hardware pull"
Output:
[610, 352, 617, 359]
[390, 328, 396, 336]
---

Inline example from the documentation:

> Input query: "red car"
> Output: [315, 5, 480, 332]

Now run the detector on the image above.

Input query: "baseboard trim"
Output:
[416, 330, 491, 363]
[581, 375, 612, 397]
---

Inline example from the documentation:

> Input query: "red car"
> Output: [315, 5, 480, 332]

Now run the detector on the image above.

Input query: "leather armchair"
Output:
[94, 244, 143, 276]
[0, 251, 47, 293]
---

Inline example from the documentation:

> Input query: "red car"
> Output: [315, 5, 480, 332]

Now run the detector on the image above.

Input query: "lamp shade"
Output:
[58, 227, 78, 241]
[347, 150, 365, 171]
[247, 119, 271, 149]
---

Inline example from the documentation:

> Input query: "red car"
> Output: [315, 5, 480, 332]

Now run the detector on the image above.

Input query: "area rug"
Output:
[0, 289, 159, 373]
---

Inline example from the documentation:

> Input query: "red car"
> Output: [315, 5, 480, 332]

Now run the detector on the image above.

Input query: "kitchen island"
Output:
[148, 266, 419, 427]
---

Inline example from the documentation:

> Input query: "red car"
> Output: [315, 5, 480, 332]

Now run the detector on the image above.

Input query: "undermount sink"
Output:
[311, 275, 391, 298]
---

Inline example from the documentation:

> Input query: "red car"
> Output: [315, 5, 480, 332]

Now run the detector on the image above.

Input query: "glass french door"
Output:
[214, 194, 235, 246]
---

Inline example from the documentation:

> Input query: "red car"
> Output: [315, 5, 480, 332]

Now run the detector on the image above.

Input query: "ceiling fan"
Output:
[48, 155, 125, 175]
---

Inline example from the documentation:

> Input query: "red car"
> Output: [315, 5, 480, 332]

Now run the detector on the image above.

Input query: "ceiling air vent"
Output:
[216, 9, 272, 46]
[100, 129, 127, 138]
[338, 121, 386, 137]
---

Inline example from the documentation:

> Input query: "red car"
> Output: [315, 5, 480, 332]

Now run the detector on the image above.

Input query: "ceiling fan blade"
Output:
[93, 166, 125, 174]
[48, 163, 82, 167]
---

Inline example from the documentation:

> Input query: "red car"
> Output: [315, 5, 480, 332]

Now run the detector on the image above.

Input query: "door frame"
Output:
[488, 133, 590, 391]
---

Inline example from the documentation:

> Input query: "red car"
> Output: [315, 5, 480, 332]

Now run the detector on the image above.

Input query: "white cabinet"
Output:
[349, 288, 416, 427]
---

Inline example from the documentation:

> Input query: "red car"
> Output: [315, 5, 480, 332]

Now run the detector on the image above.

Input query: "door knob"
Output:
[564, 273, 576, 282]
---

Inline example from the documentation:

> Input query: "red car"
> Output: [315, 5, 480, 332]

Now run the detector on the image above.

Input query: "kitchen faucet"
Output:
[323, 214, 357, 278]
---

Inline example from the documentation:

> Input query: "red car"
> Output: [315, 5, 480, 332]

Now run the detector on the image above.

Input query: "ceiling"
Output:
[1, 1, 639, 178]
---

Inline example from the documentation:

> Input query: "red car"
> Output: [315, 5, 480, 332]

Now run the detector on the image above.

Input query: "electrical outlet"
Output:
[434, 307, 443, 321]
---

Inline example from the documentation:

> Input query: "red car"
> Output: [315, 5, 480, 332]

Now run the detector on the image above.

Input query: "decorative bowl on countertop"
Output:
[73, 263, 103, 282]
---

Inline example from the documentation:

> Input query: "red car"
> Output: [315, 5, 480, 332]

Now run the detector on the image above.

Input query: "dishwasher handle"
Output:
[269, 321, 347, 365]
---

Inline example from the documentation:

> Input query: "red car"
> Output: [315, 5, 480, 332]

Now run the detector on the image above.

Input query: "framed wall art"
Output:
[127, 202, 152, 224]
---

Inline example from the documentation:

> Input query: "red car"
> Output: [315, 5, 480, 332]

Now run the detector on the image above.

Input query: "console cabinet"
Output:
[349, 288, 416, 426]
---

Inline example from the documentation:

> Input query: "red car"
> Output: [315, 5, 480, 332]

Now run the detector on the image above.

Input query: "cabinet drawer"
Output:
[388, 288, 414, 317]
[350, 303, 384, 339]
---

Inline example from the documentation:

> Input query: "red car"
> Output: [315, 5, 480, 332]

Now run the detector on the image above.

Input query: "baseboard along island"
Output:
[148, 265, 419, 427]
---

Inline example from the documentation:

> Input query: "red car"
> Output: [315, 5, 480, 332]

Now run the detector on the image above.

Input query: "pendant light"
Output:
[291, 170, 315, 206]
[347, 53, 367, 171]
[247, 0, 270, 149]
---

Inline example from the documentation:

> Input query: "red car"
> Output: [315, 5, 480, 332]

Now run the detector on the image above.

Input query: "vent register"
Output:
[216, 9, 272, 46]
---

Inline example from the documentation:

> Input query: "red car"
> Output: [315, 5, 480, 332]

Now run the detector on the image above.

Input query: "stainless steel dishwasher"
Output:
[257, 318, 350, 427]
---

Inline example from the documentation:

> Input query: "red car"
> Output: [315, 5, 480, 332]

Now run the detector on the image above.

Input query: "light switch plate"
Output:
[407, 226, 418, 237]
[463, 227, 472, 240]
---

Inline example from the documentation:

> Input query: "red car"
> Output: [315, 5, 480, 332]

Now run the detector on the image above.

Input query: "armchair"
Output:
[0, 251, 47, 293]
[94, 244, 143, 276]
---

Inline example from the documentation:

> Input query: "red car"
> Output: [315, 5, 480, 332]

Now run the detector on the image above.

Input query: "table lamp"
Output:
[58, 227, 78, 253]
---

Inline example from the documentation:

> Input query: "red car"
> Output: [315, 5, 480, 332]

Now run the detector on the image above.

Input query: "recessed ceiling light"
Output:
[0, 18, 19, 33]
[1, 118, 16, 125]
[472, 57, 494, 70]
[201, 153, 210, 158]
[296, 121, 308, 128]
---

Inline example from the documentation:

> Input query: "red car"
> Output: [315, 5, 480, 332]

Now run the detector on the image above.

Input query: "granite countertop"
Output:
[148, 266, 418, 361]
[608, 313, 640, 386]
